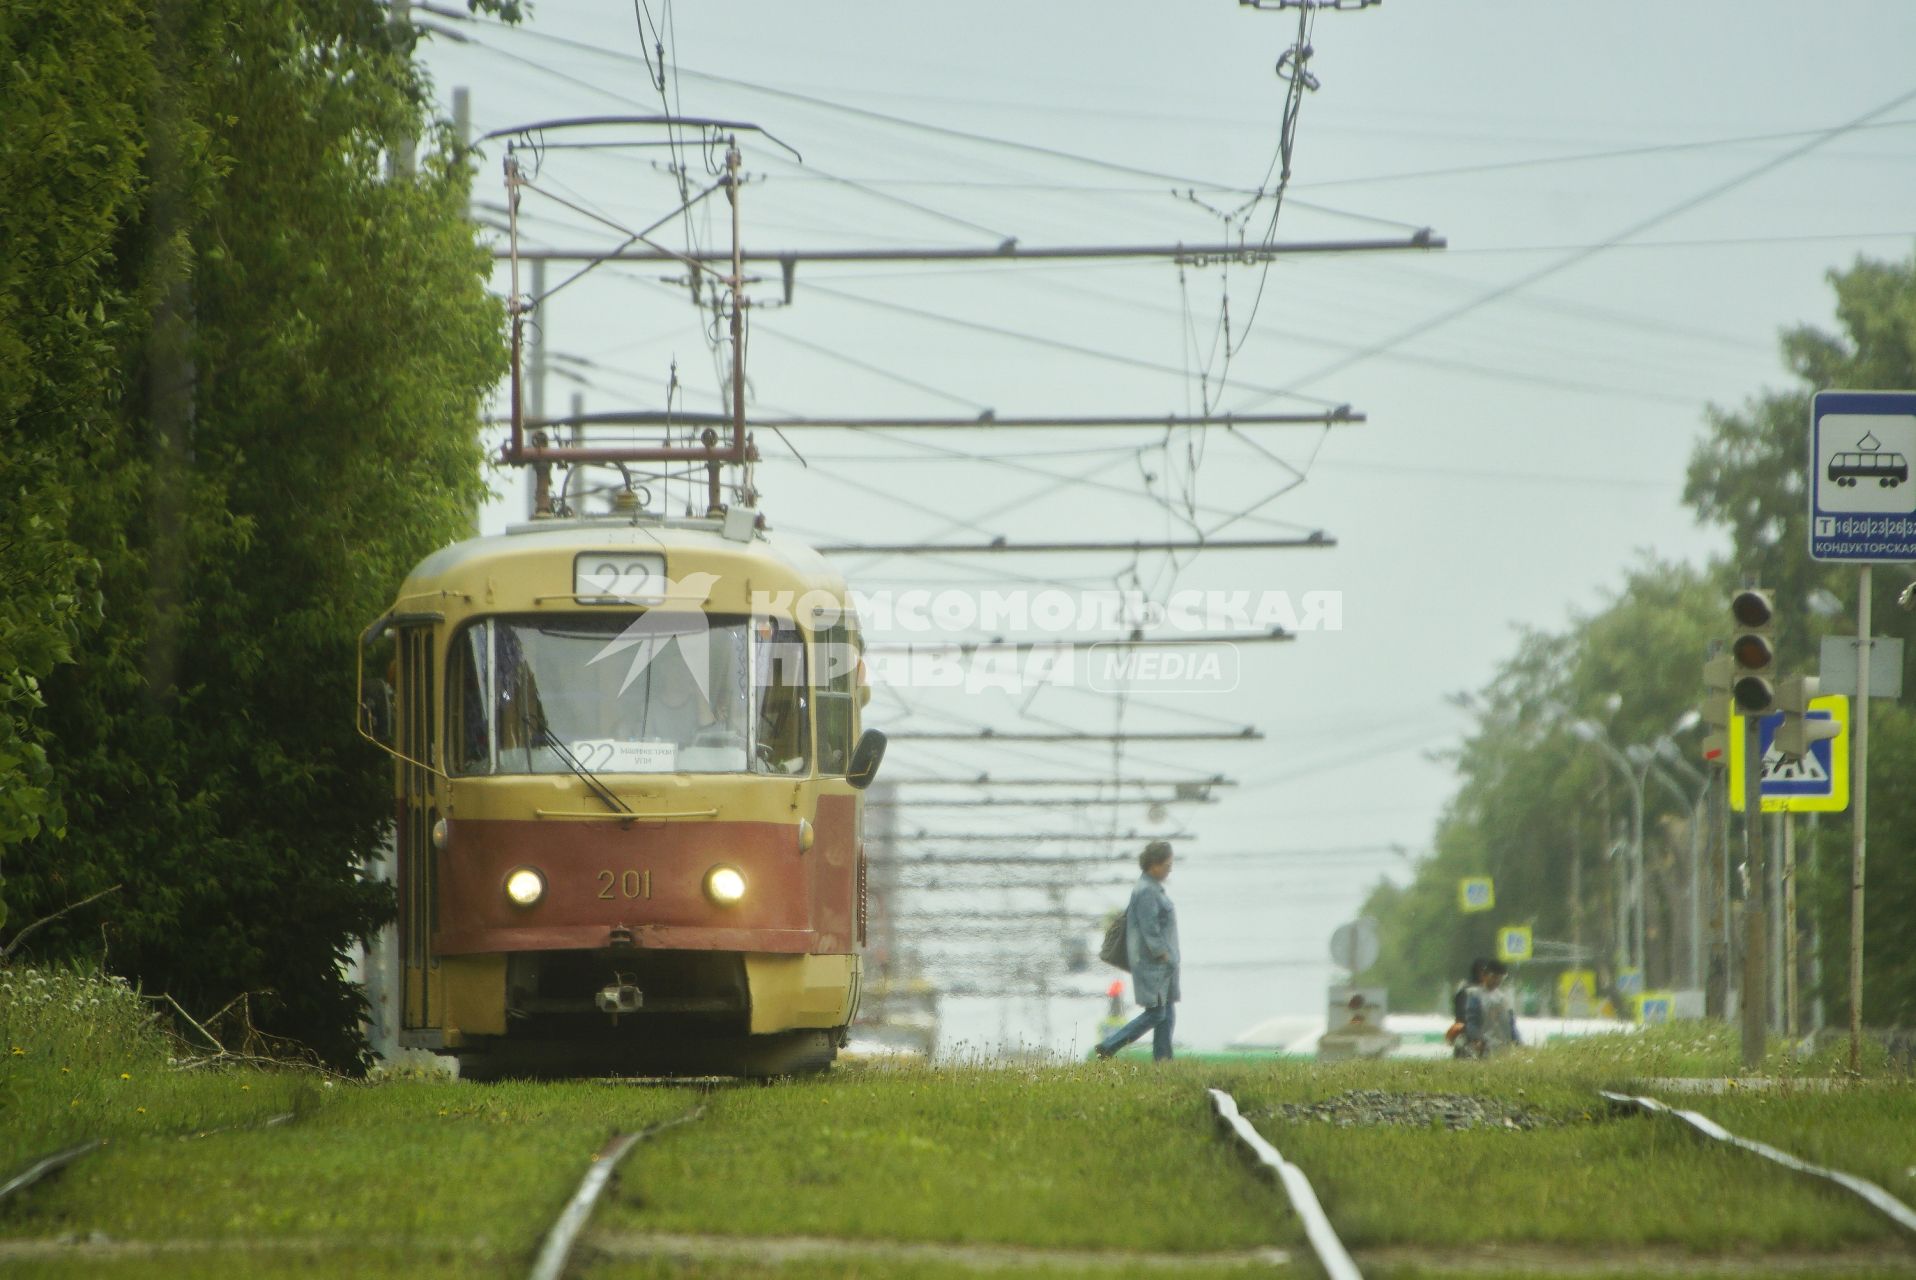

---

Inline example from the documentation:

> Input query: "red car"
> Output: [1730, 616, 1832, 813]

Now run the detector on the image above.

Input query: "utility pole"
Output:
[1724, 758, 1739, 1019]
[389, 1, 415, 180]
[1849, 565, 1872, 1072]
[1569, 810, 1584, 965]
[524, 255, 548, 520]
[1770, 813, 1785, 1030]
[1740, 708, 1767, 1068]
[716, 139, 746, 515]
[1782, 814, 1798, 1038]
[453, 85, 480, 534]
[452, 85, 471, 162]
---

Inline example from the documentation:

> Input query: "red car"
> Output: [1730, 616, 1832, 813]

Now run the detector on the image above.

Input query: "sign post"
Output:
[1852, 568, 1870, 1072]
[1740, 711, 1766, 1067]
[1808, 389, 1916, 1070]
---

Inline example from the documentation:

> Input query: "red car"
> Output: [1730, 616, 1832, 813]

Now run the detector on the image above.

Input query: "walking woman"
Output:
[1095, 841, 1180, 1062]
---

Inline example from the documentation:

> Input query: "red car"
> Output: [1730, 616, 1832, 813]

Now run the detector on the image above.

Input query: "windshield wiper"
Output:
[536, 719, 633, 816]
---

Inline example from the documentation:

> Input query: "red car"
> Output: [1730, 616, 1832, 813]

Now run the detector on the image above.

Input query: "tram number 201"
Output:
[596, 869, 653, 900]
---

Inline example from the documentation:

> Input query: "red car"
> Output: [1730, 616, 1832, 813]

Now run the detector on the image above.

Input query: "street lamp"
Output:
[1652, 739, 1712, 991]
[1570, 718, 1645, 977]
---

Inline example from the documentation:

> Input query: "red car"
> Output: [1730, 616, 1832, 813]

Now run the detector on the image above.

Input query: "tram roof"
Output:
[397, 515, 850, 609]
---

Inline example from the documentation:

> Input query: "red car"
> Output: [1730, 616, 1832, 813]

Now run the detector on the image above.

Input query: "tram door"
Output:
[394, 625, 440, 1031]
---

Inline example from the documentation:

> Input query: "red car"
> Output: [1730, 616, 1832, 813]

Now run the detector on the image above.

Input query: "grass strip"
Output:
[584, 1229, 1287, 1274]
[1665, 1083, 1916, 1195]
[1605, 1090, 1916, 1235]
[0, 1078, 700, 1261]
[1207, 1056, 1904, 1252]
[594, 1061, 1292, 1253]
[0, 1239, 525, 1279]
[1353, 1244, 1916, 1280]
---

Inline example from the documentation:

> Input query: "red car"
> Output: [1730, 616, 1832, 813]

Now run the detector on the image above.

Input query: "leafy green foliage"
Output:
[0, 0, 503, 1064]
[0, 1, 148, 901]
[1365, 558, 1725, 1010]
[1364, 245, 1916, 1029]
[1688, 250, 1916, 1028]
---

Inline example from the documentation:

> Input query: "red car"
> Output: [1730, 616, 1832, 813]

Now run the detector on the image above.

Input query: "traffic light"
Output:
[1729, 588, 1776, 714]
[1701, 651, 1732, 764]
[1774, 674, 1840, 759]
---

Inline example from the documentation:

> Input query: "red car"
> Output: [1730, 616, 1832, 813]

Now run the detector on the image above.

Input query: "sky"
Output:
[409, 0, 1916, 1057]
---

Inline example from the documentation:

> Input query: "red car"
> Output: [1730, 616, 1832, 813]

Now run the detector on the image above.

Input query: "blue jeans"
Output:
[1097, 1002, 1175, 1061]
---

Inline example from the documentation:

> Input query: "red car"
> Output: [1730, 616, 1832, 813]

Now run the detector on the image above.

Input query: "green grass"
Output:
[0, 965, 320, 1155]
[1204, 1032, 1914, 1253]
[7, 975, 1914, 1279]
[0, 1244, 511, 1280]
[1669, 1083, 1916, 1196]
[576, 1257, 1281, 1280]
[1, 1079, 694, 1247]
[594, 1060, 1292, 1253]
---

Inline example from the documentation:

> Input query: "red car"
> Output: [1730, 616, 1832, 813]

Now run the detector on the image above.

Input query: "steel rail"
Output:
[0, 1139, 103, 1207]
[0, 1107, 296, 1209]
[528, 1105, 706, 1280]
[1207, 1088, 1362, 1280]
[1601, 1091, 1916, 1235]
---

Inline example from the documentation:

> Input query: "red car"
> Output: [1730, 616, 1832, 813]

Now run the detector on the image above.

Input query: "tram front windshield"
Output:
[448, 614, 809, 776]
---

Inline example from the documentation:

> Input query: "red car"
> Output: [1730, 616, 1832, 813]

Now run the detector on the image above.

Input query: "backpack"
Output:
[1099, 912, 1130, 971]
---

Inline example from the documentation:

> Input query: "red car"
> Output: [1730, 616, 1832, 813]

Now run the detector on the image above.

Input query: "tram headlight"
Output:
[504, 867, 546, 908]
[704, 864, 747, 906]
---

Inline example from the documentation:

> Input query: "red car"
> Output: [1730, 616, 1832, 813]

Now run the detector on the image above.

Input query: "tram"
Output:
[356, 511, 884, 1077]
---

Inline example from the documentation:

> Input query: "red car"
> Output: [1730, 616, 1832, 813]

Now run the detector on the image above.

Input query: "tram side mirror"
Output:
[847, 729, 887, 790]
[361, 678, 396, 746]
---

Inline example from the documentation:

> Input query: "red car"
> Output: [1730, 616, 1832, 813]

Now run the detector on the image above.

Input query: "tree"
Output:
[2, 0, 505, 1064]
[0, 1, 149, 923]
[1364, 246, 1916, 1029]
[1363, 559, 1725, 1010]
[1686, 247, 1916, 1028]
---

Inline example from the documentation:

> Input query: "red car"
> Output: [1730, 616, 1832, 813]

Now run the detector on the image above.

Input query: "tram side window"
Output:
[447, 624, 494, 775]
[446, 621, 545, 775]
[815, 620, 857, 775]
[754, 618, 809, 775]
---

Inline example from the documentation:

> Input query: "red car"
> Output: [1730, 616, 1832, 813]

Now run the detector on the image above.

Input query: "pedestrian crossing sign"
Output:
[1558, 969, 1598, 1017]
[1728, 694, 1849, 813]
[1458, 877, 1495, 913]
[1496, 925, 1533, 963]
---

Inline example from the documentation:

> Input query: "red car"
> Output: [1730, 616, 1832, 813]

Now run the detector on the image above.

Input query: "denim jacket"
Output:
[1125, 874, 1180, 1007]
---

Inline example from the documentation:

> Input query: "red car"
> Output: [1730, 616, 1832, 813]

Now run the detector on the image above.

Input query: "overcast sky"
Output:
[412, 0, 1916, 1055]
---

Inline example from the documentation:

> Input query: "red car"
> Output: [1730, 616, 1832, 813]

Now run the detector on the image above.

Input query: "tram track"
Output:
[1207, 1081, 1916, 1280]
[4, 1070, 1913, 1278]
[0, 1112, 296, 1211]
[526, 1101, 706, 1280]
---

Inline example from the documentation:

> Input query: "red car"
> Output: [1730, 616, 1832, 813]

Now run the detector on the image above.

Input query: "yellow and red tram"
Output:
[357, 513, 883, 1077]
